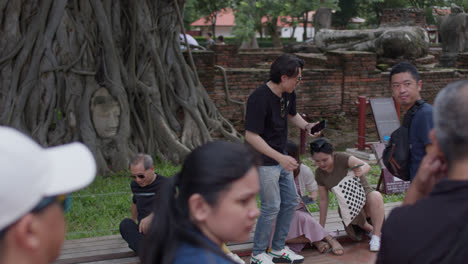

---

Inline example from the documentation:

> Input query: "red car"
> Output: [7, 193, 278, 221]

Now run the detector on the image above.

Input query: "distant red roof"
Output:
[191, 9, 235, 26]
[191, 8, 314, 28]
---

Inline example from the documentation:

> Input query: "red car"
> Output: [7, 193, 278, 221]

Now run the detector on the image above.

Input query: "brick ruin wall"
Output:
[185, 45, 468, 146]
[380, 8, 427, 28]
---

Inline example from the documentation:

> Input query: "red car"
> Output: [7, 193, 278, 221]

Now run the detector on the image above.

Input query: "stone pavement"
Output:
[240, 238, 378, 264]
[55, 203, 400, 263]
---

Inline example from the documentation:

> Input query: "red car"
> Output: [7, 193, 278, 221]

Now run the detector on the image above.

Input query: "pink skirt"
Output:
[286, 209, 329, 252]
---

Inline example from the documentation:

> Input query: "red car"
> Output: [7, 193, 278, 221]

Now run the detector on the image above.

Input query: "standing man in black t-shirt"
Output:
[246, 54, 319, 264]
[119, 153, 168, 255]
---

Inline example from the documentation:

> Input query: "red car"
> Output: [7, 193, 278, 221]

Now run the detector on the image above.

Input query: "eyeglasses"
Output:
[130, 174, 145, 180]
[310, 138, 328, 152]
[296, 75, 302, 83]
[32, 194, 69, 213]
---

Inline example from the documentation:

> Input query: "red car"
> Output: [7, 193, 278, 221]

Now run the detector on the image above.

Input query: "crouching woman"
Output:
[311, 138, 385, 252]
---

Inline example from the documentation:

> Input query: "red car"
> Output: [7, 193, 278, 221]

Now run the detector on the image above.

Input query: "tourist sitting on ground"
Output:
[205, 32, 215, 48]
[310, 138, 385, 252]
[284, 140, 344, 255]
[377, 80, 468, 263]
[119, 154, 169, 255]
[0, 126, 96, 264]
[141, 141, 260, 264]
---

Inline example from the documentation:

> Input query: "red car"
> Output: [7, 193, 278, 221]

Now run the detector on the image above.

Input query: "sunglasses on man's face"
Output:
[32, 194, 70, 213]
[130, 174, 145, 180]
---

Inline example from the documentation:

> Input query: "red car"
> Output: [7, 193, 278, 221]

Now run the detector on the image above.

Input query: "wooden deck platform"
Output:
[55, 202, 401, 264]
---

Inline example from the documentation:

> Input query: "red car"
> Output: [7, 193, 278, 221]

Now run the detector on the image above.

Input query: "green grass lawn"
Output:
[65, 162, 180, 239]
[65, 155, 404, 240]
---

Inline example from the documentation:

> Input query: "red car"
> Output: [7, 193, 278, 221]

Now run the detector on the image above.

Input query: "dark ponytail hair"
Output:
[309, 138, 334, 155]
[141, 141, 260, 264]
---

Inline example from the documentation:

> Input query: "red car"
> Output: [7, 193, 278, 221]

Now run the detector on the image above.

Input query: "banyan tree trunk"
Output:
[0, 0, 240, 175]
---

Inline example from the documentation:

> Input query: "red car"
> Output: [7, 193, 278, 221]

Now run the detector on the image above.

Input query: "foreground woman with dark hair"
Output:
[141, 141, 260, 264]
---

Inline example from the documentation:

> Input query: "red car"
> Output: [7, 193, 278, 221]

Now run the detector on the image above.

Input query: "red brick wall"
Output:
[380, 8, 426, 28]
[210, 44, 283, 68]
[184, 51, 216, 91]
[457, 52, 468, 69]
[186, 46, 468, 139]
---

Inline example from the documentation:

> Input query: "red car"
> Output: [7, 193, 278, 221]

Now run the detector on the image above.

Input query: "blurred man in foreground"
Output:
[0, 126, 96, 264]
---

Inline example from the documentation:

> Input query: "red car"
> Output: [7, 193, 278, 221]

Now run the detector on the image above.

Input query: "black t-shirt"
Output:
[131, 174, 169, 222]
[377, 180, 468, 264]
[245, 83, 297, 165]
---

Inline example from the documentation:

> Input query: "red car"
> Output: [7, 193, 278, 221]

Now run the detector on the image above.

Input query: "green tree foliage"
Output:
[233, 0, 338, 47]
[450, 0, 468, 11]
[183, 0, 203, 30]
[193, 0, 232, 37]
[290, 0, 338, 41]
[333, 0, 359, 27]
[232, 0, 260, 47]
[356, 0, 451, 28]
[407, 0, 446, 8]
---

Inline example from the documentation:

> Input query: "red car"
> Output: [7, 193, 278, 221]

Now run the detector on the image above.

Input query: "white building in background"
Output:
[191, 9, 315, 42]
[280, 26, 315, 42]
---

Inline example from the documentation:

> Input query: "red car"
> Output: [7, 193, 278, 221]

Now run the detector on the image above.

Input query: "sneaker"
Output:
[269, 246, 304, 263]
[369, 235, 380, 252]
[228, 252, 245, 264]
[251, 252, 274, 264]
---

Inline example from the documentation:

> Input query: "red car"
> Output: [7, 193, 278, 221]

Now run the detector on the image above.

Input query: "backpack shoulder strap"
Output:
[402, 99, 425, 127]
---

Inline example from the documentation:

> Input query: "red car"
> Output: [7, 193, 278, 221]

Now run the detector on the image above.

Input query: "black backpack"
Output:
[382, 99, 425, 181]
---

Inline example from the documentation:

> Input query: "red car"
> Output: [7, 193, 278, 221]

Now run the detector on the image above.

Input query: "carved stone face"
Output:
[91, 88, 120, 138]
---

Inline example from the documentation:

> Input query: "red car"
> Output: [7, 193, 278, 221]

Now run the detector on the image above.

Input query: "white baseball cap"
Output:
[0, 126, 97, 230]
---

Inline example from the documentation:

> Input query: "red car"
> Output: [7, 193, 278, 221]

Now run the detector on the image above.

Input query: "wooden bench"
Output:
[55, 202, 401, 264]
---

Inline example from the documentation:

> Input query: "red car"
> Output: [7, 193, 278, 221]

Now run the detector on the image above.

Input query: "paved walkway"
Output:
[240, 239, 378, 264]
[56, 202, 400, 263]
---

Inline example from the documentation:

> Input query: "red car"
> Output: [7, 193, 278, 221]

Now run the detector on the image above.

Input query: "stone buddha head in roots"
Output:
[91, 87, 121, 138]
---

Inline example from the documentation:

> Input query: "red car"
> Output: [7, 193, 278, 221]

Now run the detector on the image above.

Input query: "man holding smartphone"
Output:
[245, 54, 320, 264]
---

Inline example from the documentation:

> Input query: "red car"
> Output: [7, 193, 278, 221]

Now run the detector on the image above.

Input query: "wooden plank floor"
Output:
[55, 202, 401, 264]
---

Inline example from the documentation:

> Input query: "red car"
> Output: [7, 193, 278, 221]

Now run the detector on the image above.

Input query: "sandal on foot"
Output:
[326, 236, 344, 256]
[312, 241, 330, 254]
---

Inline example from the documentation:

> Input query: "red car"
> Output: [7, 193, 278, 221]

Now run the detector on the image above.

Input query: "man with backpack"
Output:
[377, 80, 468, 263]
[385, 62, 434, 181]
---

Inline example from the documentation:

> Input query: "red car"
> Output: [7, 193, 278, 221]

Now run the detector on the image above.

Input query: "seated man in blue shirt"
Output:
[119, 154, 168, 255]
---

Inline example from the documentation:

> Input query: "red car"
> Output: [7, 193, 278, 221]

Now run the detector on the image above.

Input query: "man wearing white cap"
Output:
[0, 126, 97, 264]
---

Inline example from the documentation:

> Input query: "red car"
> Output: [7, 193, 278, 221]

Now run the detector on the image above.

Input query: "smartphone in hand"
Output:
[301, 195, 315, 205]
[310, 120, 326, 134]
